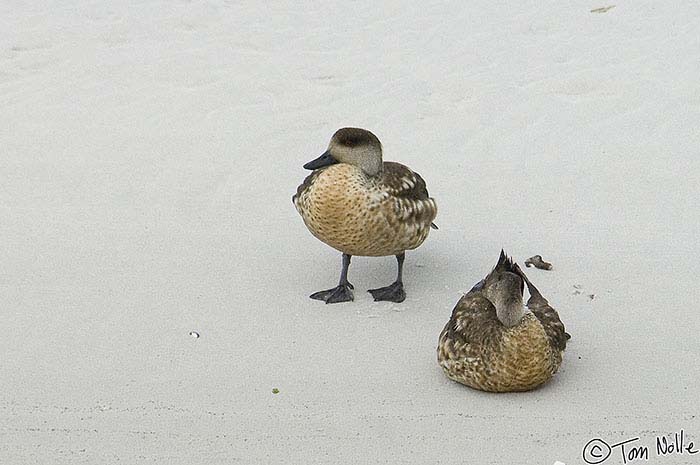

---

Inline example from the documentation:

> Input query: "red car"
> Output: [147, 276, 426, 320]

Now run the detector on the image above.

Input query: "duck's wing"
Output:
[383, 162, 431, 198]
[382, 162, 438, 227]
[441, 291, 501, 348]
[513, 264, 569, 351]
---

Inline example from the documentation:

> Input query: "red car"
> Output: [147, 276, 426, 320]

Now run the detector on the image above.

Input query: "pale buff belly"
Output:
[296, 165, 430, 257]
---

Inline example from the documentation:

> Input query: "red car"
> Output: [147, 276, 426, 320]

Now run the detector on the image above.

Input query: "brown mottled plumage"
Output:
[437, 251, 568, 392]
[293, 128, 437, 303]
[294, 162, 435, 256]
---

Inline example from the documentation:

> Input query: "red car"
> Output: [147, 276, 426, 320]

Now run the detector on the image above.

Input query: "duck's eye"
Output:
[341, 136, 360, 147]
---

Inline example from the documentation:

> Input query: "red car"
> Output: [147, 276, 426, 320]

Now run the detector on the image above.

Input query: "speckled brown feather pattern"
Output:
[293, 162, 437, 257]
[437, 262, 567, 392]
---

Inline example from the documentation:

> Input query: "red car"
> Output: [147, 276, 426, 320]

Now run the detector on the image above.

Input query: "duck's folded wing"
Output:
[382, 162, 438, 226]
[443, 292, 501, 346]
[514, 264, 569, 351]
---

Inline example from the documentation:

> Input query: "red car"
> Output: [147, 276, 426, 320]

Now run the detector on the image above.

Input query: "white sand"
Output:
[2, 1, 699, 464]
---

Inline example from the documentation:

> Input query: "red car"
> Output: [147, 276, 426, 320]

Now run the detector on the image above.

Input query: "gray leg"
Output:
[310, 254, 354, 304]
[368, 252, 406, 303]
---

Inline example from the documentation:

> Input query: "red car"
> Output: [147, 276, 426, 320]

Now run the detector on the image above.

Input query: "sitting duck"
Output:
[437, 251, 569, 392]
[293, 128, 437, 304]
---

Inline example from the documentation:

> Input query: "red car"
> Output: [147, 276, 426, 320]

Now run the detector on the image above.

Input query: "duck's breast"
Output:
[494, 314, 560, 391]
[295, 164, 396, 256]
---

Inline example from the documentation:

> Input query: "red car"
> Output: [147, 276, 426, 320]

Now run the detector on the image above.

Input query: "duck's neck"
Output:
[360, 156, 382, 177]
[496, 301, 526, 328]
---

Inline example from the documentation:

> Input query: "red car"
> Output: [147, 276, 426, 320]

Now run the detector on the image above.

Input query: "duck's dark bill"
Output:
[303, 151, 338, 170]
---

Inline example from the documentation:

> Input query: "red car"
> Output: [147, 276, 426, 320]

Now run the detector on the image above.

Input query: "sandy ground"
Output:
[2, 1, 699, 464]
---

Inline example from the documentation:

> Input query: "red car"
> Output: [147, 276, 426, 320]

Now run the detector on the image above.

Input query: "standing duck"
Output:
[293, 128, 437, 304]
[437, 251, 569, 392]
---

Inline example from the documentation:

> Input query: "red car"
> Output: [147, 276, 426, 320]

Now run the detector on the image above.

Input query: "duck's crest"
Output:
[488, 250, 524, 296]
[494, 249, 517, 274]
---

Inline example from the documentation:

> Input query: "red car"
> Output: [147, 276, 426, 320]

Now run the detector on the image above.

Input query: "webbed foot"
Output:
[310, 282, 354, 304]
[368, 281, 405, 303]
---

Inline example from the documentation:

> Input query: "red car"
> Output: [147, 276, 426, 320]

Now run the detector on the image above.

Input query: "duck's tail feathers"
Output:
[512, 262, 569, 350]
[430, 222, 438, 230]
[511, 262, 543, 301]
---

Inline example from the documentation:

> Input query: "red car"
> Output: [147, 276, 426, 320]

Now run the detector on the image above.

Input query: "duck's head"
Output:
[304, 127, 383, 176]
[482, 251, 526, 328]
